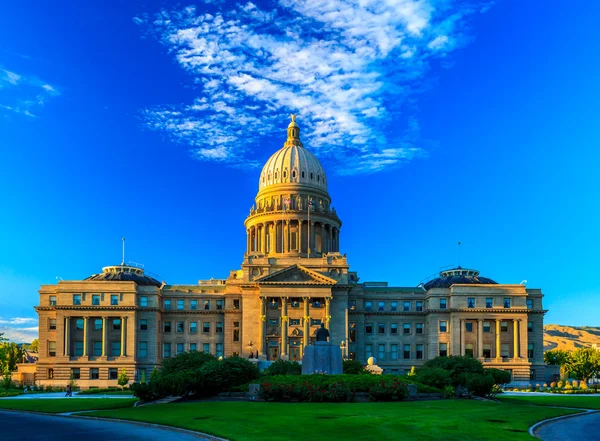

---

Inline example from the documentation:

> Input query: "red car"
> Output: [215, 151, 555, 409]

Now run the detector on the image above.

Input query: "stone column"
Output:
[298, 220, 303, 253]
[325, 297, 331, 328]
[261, 223, 267, 254]
[259, 297, 266, 356]
[334, 228, 338, 252]
[321, 223, 327, 254]
[83, 317, 88, 357]
[495, 319, 501, 359]
[310, 222, 315, 256]
[303, 297, 310, 348]
[283, 220, 289, 253]
[102, 316, 108, 357]
[64, 317, 70, 356]
[246, 229, 251, 253]
[281, 297, 288, 357]
[478, 319, 484, 358]
[121, 316, 127, 357]
[460, 319, 465, 355]
[513, 319, 519, 359]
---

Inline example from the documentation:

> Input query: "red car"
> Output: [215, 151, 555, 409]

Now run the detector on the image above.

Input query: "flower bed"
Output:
[505, 380, 600, 394]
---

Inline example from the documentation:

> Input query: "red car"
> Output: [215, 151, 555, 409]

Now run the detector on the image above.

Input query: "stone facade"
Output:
[34, 117, 546, 387]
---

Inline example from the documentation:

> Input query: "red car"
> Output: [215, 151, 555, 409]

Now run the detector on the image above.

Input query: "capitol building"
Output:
[34, 117, 546, 387]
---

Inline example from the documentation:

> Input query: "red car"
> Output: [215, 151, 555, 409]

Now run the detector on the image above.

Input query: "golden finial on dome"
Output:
[285, 113, 302, 146]
[290, 114, 296, 122]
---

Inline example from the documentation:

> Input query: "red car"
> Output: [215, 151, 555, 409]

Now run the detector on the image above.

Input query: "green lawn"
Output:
[0, 398, 138, 413]
[88, 400, 581, 441]
[498, 395, 600, 410]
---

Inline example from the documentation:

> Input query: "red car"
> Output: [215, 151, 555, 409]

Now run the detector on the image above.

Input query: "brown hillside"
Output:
[544, 324, 600, 351]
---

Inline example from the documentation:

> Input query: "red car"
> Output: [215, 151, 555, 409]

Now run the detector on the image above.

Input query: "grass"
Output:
[0, 398, 138, 413]
[88, 400, 581, 441]
[498, 395, 600, 410]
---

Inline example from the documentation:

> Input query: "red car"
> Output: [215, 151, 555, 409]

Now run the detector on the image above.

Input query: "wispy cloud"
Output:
[135, 0, 492, 174]
[0, 67, 60, 118]
[0, 317, 38, 343]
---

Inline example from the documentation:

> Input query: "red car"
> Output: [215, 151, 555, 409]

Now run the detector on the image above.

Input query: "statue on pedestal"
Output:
[301, 323, 343, 375]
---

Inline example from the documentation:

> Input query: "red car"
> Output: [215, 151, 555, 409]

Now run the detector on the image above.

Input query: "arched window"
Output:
[301, 171, 305, 178]
[317, 175, 320, 182]
[310, 172, 314, 180]
[275, 172, 279, 180]
[292, 170, 297, 178]
[283, 170, 287, 179]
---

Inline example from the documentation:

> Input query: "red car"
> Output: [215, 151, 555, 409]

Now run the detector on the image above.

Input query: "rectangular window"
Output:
[377, 301, 385, 312]
[190, 300, 197, 310]
[216, 322, 223, 333]
[139, 319, 148, 331]
[269, 319, 280, 326]
[528, 322, 533, 333]
[403, 323, 411, 334]
[177, 343, 184, 355]
[109, 368, 118, 380]
[365, 301, 373, 312]
[501, 321, 508, 332]
[416, 323, 424, 334]
[527, 299, 533, 309]
[390, 301, 398, 312]
[176, 321, 184, 333]
[501, 343, 509, 358]
[233, 329, 240, 342]
[190, 322, 197, 333]
[48, 368, 54, 379]
[113, 319, 121, 330]
[190, 343, 197, 351]
[486, 298, 493, 308]
[163, 321, 171, 333]
[94, 319, 102, 330]
[76, 319, 84, 330]
[466, 322, 473, 332]
[403, 301, 410, 312]
[204, 300, 211, 310]
[390, 323, 398, 335]
[378, 344, 385, 360]
[528, 343, 534, 359]
[203, 343, 210, 354]
[138, 341, 147, 358]
[203, 322, 211, 333]
[349, 323, 356, 342]
[163, 343, 171, 358]
[48, 341, 56, 357]
[233, 299, 240, 310]
[75, 341, 84, 356]
[71, 368, 80, 380]
[140, 296, 148, 307]
[365, 344, 373, 359]
[483, 344, 491, 358]
[465, 343, 474, 358]
[378, 323, 386, 334]
[177, 299, 185, 310]
[93, 341, 102, 356]
[416, 344, 424, 359]
[439, 298, 447, 309]
[311, 299, 321, 308]
[73, 294, 81, 305]
[216, 300, 224, 310]
[439, 343, 448, 357]
[49, 318, 56, 330]
[503, 298, 511, 308]
[349, 299, 356, 310]
[390, 344, 398, 360]
[467, 298, 475, 308]
[483, 321, 491, 333]
[365, 323, 373, 334]
[111, 341, 121, 357]
[416, 301, 423, 312]
[403, 344, 411, 359]
[49, 295, 56, 306]
[92, 294, 100, 305]
[164, 299, 171, 310]
[216, 343, 224, 357]
[439, 321, 447, 333]
[90, 368, 99, 380]
[110, 295, 119, 306]
[290, 319, 301, 326]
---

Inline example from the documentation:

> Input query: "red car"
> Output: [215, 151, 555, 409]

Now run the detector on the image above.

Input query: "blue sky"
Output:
[1, 0, 599, 342]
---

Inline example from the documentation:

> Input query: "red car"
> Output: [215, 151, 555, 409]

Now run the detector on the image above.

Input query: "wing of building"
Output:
[34, 116, 546, 387]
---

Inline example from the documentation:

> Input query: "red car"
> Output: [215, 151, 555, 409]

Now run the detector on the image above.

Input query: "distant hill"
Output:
[544, 324, 600, 351]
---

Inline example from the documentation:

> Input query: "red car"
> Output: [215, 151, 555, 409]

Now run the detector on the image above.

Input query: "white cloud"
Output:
[0, 317, 38, 343]
[0, 317, 37, 325]
[0, 66, 60, 117]
[1, 69, 21, 85]
[136, 0, 491, 174]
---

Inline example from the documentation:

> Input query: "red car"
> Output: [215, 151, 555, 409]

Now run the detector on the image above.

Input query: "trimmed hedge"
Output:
[263, 360, 302, 376]
[78, 387, 128, 395]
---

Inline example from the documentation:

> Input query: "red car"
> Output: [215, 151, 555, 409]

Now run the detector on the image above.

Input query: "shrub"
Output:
[443, 385, 456, 399]
[260, 379, 355, 402]
[343, 359, 367, 375]
[550, 382, 557, 388]
[486, 368, 512, 387]
[118, 369, 130, 388]
[263, 360, 302, 376]
[368, 378, 409, 402]
[423, 356, 485, 387]
[130, 382, 158, 402]
[557, 381, 564, 388]
[78, 387, 123, 395]
[572, 380, 579, 388]
[565, 383, 573, 390]
[161, 351, 217, 376]
[580, 381, 588, 390]
[466, 374, 495, 397]
[200, 356, 259, 396]
[414, 368, 452, 389]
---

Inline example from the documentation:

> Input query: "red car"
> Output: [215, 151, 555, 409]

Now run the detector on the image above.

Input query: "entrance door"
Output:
[269, 346, 279, 360]
[290, 346, 301, 361]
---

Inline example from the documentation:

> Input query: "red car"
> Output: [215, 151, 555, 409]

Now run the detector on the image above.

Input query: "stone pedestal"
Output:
[301, 342, 343, 375]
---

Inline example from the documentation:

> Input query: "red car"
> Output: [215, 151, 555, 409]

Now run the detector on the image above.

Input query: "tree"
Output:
[0, 342, 24, 373]
[26, 339, 39, 353]
[544, 349, 570, 366]
[118, 369, 130, 388]
[564, 348, 600, 382]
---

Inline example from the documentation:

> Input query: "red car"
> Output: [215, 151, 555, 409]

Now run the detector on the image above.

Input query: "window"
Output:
[111, 341, 121, 356]
[439, 321, 447, 333]
[486, 298, 493, 308]
[75, 341, 84, 356]
[109, 368, 118, 380]
[290, 319, 301, 326]
[416, 301, 423, 312]
[501, 343, 509, 358]
[190, 300, 197, 310]
[349, 299, 356, 310]
[203, 343, 210, 354]
[94, 319, 102, 330]
[163, 321, 171, 333]
[439, 343, 448, 357]
[233, 299, 240, 310]
[48, 341, 56, 357]
[349, 323, 356, 342]
[140, 296, 148, 307]
[138, 341, 147, 358]
[75, 319, 84, 330]
[503, 298, 511, 308]
[190, 322, 197, 333]
[365, 301, 373, 312]
[311, 299, 321, 308]
[483, 321, 491, 333]
[176, 321, 184, 333]
[365, 323, 373, 334]
[416, 344, 424, 359]
[466, 322, 473, 332]
[403, 301, 410, 312]
[216, 322, 223, 333]
[203, 322, 211, 333]
[92, 295, 100, 305]
[528, 343, 535, 359]
[528, 322, 533, 333]
[416, 323, 424, 334]
[48, 368, 54, 379]
[390, 301, 398, 312]
[378, 344, 385, 360]
[93, 341, 102, 356]
[233, 329, 240, 342]
[204, 300, 211, 310]
[390, 323, 398, 335]
[467, 298, 475, 308]
[483, 344, 491, 358]
[164, 299, 171, 310]
[177, 343, 184, 355]
[177, 299, 184, 310]
[71, 368, 80, 380]
[527, 299, 533, 309]
[190, 343, 197, 351]
[365, 344, 373, 359]
[139, 319, 148, 331]
[501, 321, 508, 332]
[163, 343, 171, 358]
[73, 294, 81, 305]
[49, 296, 56, 306]
[378, 323, 386, 334]
[391, 344, 398, 360]
[49, 319, 56, 330]
[439, 298, 447, 309]
[111, 295, 119, 306]
[113, 319, 121, 330]
[403, 344, 411, 359]
[403, 323, 411, 334]
[465, 343, 474, 358]
[530, 370, 535, 381]
[216, 343, 224, 357]
[269, 319, 280, 326]
[90, 368, 99, 380]
[377, 301, 385, 312]
[216, 300, 224, 310]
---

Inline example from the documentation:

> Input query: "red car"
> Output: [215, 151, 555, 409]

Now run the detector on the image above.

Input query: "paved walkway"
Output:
[535, 411, 600, 441]
[0, 392, 134, 399]
[0, 410, 213, 440]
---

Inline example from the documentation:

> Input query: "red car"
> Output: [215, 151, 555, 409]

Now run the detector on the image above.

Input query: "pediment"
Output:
[255, 264, 337, 285]
[290, 327, 303, 337]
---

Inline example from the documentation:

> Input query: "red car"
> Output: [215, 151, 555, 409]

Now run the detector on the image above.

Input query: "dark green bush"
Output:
[343, 359, 367, 374]
[414, 367, 452, 389]
[263, 360, 302, 376]
[200, 356, 259, 396]
[486, 368, 511, 386]
[368, 377, 409, 402]
[78, 387, 124, 395]
[130, 382, 158, 402]
[466, 374, 495, 397]
[160, 350, 217, 376]
[423, 356, 485, 387]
